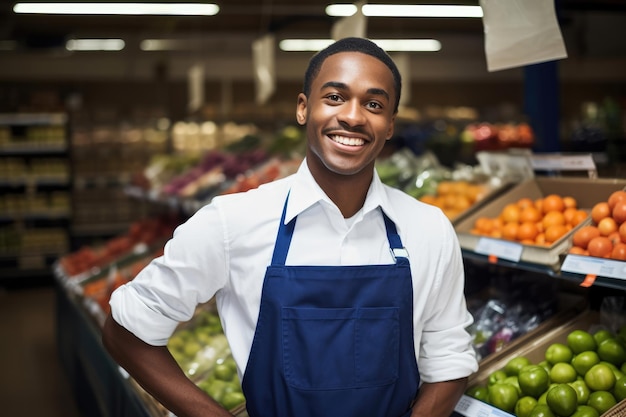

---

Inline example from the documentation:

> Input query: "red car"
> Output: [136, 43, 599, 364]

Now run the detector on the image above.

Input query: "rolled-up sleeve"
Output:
[417, 217, 478, 382]
[109, 203, 228, 346]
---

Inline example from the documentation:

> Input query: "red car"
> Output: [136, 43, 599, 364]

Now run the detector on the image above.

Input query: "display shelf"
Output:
[55, 282, 154, 417]
[462, 249, 626, 291]
[0, 144, 67, 154]
[0, 112, 71, 282]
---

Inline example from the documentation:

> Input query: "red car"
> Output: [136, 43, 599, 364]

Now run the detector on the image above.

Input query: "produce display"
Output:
[57, 215, 179, 278]
[80, 247, 163, 315]
[465, 324, 626, 417]
[167, 307, 246, 412]
[418, 180, 490, 221]
[460, 122, 535, 151]
[132, 125, 305, 205]
[376, 149, 495, 221]
[469, 194, 588, 246]
[569, 190, 626, 260]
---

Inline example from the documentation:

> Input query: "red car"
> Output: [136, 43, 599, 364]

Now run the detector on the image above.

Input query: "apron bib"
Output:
[241, 195, 419, 417]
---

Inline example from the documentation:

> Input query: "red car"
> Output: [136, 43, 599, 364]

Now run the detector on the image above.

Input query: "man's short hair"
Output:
[303, 37, 402, 113]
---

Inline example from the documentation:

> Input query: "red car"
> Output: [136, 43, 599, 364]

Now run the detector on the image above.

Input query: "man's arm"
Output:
[410, 378, 468, 417]
[102, 313, 233, 417]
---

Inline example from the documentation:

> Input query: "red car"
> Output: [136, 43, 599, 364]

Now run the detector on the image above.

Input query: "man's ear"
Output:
[296, 93, 307, 126]
[386, 114, 396, 140]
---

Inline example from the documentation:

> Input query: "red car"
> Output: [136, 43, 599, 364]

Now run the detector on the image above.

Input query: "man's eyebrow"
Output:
[320, 81, 390, 101]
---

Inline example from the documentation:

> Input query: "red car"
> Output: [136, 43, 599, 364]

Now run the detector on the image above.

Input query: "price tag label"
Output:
[475, 237, 523, 263]
[454, 395, 515, 417]
[476, 151, 534, 182]
[561, 254, 626, 280]
[529, 154, 596, 171]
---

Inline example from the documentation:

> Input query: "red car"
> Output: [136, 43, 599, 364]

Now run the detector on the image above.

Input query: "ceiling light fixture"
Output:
[13, 3, 220, 16]
[66, 39, 125, 51]
[325, 4, 358, 17]
[326, 3, 483, 18]
[279, 39, 441, 52]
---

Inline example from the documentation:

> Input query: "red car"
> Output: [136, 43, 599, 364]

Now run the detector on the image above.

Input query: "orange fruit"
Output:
[518, 222, 539, 241]
[597, 217, 618, 237]
[563, 196, 577, 209]
[571, 210, 589, 227]
[521, 206, 542, 223]
[543, 194, 565, 214]
[542, 211, 566, 229]
[591, 202, 611, 224]
[545, 224, 568, 244]
[420, 195, 437, 205]
[608, 190, 626, 210]
[475, 217, 493, 234]
[501, 203, 522, 223]
[587, 236, 613, 258]
[517, 197, 535, 210]
[569, 246, 587, 255]
[503, 222, 520, 240]
[535, 233, 547, 245]
[573, 226, 601, 249]
[563, 207, 578, 225]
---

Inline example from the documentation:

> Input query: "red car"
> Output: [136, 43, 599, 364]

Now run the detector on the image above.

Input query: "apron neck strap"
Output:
[271, 191, 296, 266]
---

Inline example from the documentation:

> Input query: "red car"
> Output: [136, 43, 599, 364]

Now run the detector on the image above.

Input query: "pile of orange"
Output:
[569, 190, 626, 260]
[470, 194, 587, 246]
[419, 180, 488, 221]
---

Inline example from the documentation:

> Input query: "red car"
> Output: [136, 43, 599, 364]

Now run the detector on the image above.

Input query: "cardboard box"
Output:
[455, 177, 626, 268]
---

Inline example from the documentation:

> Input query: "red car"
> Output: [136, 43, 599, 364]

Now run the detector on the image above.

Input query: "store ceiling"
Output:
[1, 0, 625, 54]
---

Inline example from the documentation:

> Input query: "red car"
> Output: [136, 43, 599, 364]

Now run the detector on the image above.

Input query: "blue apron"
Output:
[241, 195, 420, 417]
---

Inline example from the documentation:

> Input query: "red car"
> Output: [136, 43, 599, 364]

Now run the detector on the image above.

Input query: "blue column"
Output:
[523, 61, 561, 153]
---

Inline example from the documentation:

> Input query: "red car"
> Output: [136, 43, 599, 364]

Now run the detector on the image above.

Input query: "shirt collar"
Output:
[285, 158, 401, 227]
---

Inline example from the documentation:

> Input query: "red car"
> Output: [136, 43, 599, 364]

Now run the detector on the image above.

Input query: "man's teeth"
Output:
[330, 135, 365, 146]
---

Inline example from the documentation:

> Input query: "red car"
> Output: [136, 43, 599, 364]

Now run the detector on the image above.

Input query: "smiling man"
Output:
[103, 37, 478, 417]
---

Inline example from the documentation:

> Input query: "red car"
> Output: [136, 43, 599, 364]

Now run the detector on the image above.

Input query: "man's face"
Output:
[297, 51, 396, 179]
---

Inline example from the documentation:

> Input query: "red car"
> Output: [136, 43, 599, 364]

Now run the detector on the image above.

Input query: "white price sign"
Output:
[475, 237, 523, 263]
[454, 395, 515, 417]
[561, 254, 626, 280]
[529, 154, 596, 172]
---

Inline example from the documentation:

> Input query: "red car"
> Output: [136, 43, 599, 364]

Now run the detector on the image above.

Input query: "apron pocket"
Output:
[282, 306, 399, 390]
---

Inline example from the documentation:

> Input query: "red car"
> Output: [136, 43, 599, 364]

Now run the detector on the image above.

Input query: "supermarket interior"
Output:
[1, 1, 626, 416]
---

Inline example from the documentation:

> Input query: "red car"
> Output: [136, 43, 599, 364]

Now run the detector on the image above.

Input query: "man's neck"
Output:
[306, 158, 373, 218]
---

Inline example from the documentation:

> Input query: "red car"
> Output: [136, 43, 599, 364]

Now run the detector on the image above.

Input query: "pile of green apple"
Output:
[167, 308, 246, 410]
[466, 325, 626, 417]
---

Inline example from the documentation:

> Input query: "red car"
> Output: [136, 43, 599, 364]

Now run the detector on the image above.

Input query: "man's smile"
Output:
[328, 134, 367, 146]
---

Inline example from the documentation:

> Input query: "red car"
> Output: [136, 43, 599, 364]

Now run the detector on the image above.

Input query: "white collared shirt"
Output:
[109, 160, 478, 383]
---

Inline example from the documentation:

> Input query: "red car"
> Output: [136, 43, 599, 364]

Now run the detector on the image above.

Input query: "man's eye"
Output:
[367, 102, 382, 109]
[327, 94, 341, 101]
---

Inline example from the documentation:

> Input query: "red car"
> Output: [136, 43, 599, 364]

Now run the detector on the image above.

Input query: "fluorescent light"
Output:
[279, 39, 335, 52]
[325, 4, 358, 17]
[326, 4, 483, 18]
[364, 4, 483, 17]
[13, 3, 219, 16]
[66, 39, 125, 51]
[279, 39, 441, 52]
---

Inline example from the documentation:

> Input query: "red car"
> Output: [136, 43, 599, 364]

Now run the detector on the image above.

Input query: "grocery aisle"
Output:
[0, 281, 82, 417]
